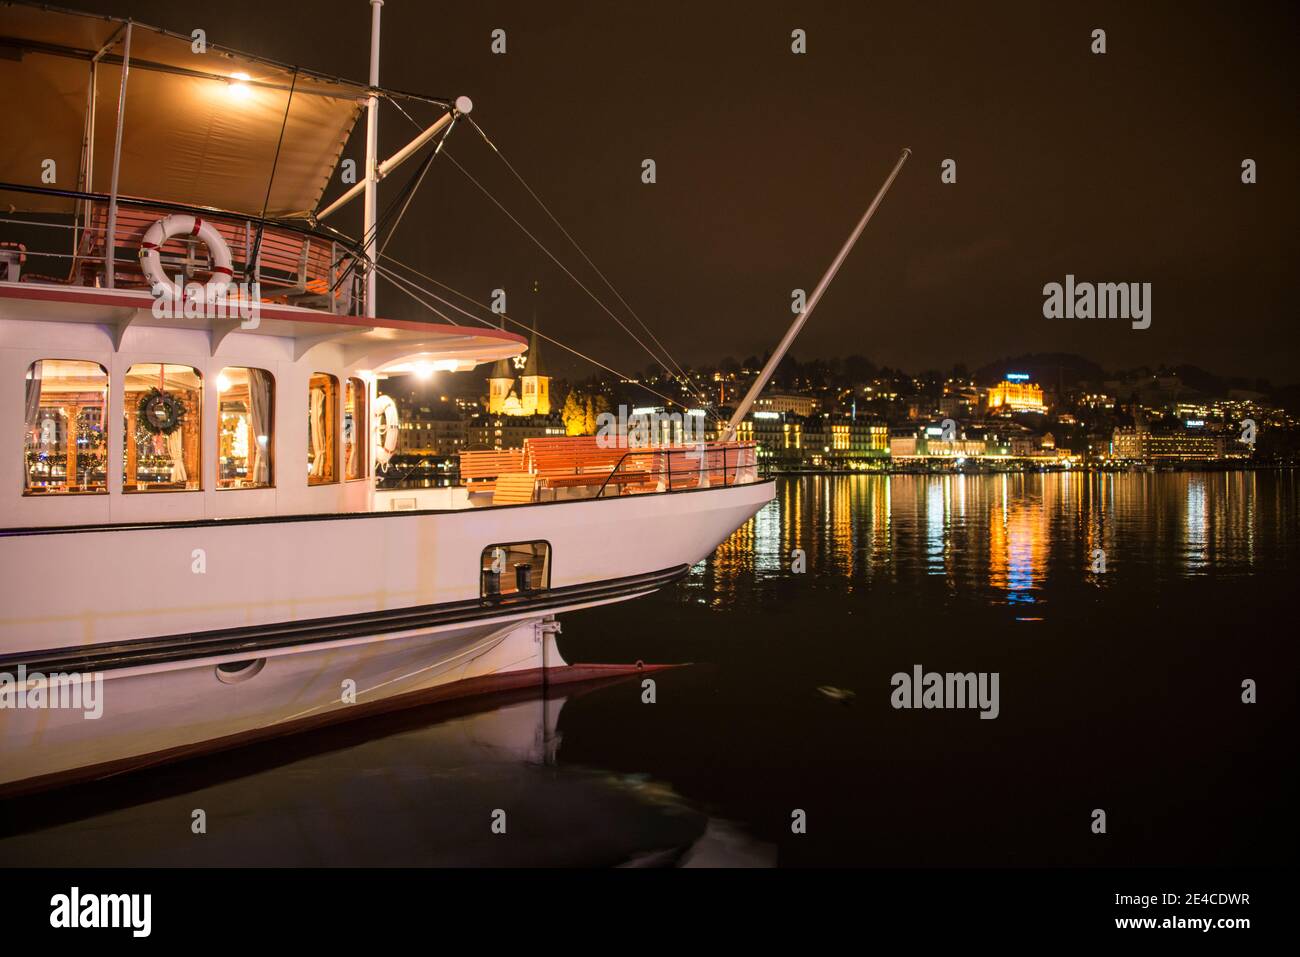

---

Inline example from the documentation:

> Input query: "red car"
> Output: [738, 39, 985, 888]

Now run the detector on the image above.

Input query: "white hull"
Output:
[1, 481, 774, 791]
[3, 616, 548, 788]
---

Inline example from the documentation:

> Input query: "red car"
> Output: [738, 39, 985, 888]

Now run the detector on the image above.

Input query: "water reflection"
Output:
[700, 472, 1291, 608]
[0, 686, 774, 867]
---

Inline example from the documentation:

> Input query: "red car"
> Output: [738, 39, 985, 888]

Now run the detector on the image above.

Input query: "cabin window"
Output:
[23, 359, 109, 495]
[344, 377, 366, 480]
[217, 367, 274, 489]
[307, 372, 338, 485]
[123, 363, 202, 492]
[480, 541, 551, 600]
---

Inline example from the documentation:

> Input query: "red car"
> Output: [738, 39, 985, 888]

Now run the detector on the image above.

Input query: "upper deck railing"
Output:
[0, 182, 366, 316]
[458, 437, 764, 505]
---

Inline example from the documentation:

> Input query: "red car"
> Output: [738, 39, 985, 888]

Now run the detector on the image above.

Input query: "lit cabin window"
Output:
[308, 372, 338, 485]
[480, 541, 551, 600]
[124, 363, 202, 492]
[217, 367, 274, 489]
[344, 377, 366, 480]
[23, 359, 108, 495]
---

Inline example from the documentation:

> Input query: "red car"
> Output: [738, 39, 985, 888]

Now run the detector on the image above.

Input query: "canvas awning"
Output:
[0, 2, 401, 218]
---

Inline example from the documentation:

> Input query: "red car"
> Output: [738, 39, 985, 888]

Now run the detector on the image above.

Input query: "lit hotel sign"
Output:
[1005, 372, 1030, 381]
[1185, 419, 1205, 427]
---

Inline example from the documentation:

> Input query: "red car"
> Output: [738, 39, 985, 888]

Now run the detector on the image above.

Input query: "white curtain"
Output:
[309, 385, 326, 478]
[248, 369, 272, 485]
[167, 428, 187, 483]
[344, 394, 359, 479]
[23, 361, 42, 489]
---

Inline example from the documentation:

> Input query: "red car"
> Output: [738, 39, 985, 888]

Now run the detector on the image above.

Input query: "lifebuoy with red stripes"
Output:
[139, 214, 234, 300]
[372, 393, 400, 467]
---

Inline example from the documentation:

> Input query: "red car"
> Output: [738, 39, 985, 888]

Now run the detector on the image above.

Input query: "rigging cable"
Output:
[466, 115, 710, 412]
[335, 97, 715, 418]
[443, 147, 716, 417]
[372, 256, 699, 414]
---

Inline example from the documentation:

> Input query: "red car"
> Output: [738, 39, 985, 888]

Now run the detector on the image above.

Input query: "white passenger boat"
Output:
[0, 3, 905, 794]
[0, 3, 777, 793]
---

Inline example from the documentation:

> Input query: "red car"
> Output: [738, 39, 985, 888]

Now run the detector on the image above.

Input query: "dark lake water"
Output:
[3, 472, 1295, 866]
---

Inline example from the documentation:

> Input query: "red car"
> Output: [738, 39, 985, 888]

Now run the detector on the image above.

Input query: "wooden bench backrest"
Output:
[458, 449, 525, 482]
[491, 472, 536, 506]
[79, 202, 346, 295]
[525, 435, 625, 475]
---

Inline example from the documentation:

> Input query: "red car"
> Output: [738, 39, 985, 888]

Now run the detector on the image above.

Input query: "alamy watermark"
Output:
[150, 274, 262, 328]
[1043, 274, 1151, 330]
[49, 887, 150, 937]
[0, 665, 103, 719]
[890, 664, 1000, 719]
[595, 405, 707, 449]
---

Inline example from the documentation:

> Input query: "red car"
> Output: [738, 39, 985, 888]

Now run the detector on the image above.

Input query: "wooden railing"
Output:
[0, 183, 365, 316]
[75, 201, 359, 312]
[458, 437, 762, 505]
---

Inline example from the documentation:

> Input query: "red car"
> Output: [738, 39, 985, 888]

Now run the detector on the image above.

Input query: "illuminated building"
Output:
[745, 412, 887, 468]
[1110, 425, 1240, 462]
[754, 392, 818, 416]
[985, 373, 1046, 414]
[486, 283, 551, 416]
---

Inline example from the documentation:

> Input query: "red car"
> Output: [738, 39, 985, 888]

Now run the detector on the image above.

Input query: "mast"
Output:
[723, 148, 911, 440]
[104, 22, 133, 289]
[364, 0, 383, 316]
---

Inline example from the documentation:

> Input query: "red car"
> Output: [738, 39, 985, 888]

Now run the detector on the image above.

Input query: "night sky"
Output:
[73, 0, 1299, 383]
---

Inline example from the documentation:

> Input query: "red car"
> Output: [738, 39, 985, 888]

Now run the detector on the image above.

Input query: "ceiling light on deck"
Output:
[414, 362, 435, 381]
[228, 72, 252, 101]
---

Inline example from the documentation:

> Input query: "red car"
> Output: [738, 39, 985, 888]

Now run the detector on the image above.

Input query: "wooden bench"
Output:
[491, 472, 536, 506]
[462, 438, 758, 502]
[458, 449, 525, 493]
[525, 436, 627, 490]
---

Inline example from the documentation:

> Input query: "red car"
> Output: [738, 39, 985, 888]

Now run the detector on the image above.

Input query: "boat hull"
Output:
[1, 481, 775, 792]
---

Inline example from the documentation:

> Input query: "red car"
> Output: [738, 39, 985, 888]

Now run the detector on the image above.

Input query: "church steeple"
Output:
[519, 280, 550, 415]
[486, 312, 516, 414]
[523, 283, 543, 377]
[485, 281, 551, 416]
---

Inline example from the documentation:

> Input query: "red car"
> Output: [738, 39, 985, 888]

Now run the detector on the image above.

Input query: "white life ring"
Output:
[139, 214, 234, 300]
[373, 393, 400, 466]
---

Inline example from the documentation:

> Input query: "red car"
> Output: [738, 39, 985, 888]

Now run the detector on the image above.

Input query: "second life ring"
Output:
[373, 393, 400, 467]
[139, 214, 234, 300]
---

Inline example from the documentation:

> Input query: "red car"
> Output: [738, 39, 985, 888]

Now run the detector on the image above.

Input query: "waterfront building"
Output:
[395, 405, 468, 458]
[467, 413, 565, 450]
[754, 392, 819, 417]
[985, 373, 1047, 415]
[1110, 425, 1242, 462]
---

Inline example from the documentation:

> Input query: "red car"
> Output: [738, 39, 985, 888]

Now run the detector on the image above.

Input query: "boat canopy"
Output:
[0, 2, 394, 218]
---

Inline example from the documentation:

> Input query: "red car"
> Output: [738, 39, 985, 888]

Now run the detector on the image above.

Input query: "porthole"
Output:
[215, 658, 266, 684]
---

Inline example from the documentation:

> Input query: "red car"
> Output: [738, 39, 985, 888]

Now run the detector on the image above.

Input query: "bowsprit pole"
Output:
[363, 0, 383, 316]
[723, 148, 911, 440]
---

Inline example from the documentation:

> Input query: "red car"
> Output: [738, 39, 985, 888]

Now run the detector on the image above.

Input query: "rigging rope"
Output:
[443, 148, 715, 418]
[372, 255, 701, 414]
[465, 115, 709, 411]
[339, 98, 718, 421]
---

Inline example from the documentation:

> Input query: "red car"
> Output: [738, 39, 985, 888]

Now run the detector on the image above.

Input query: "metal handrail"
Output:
[0, 182, 364, 310]
[594, 442, 762, 498]
[0, 182, 363, 254]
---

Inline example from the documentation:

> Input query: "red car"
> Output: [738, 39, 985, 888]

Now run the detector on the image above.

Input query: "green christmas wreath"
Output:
[137, 387, 186, 435]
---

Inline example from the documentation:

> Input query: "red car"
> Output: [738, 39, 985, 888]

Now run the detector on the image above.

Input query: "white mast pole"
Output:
[317, 101, 470, 222]
[104, 21, 133, 289]
[364, 0, 383, 316]
[723, 148, 911, 441]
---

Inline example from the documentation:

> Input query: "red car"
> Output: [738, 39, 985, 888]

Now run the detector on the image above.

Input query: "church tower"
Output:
[519, 281, 551, 416]
[486, 314, 516, 415]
